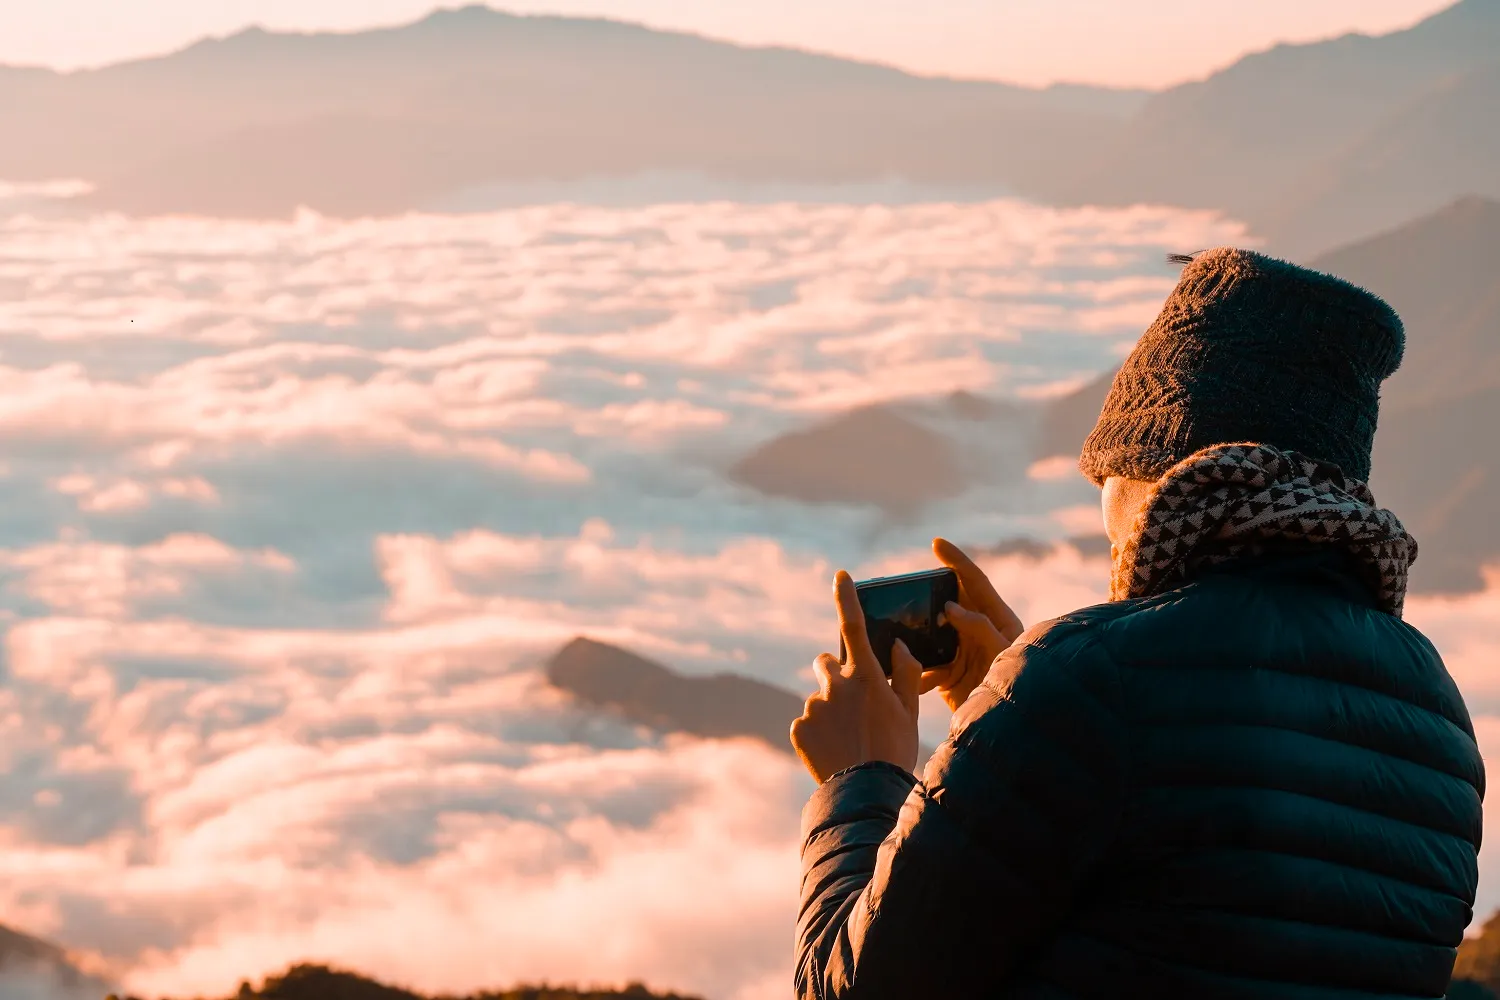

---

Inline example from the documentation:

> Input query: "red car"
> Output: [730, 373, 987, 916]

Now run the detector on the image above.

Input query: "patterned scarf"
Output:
[1111, 443, 1417, 617]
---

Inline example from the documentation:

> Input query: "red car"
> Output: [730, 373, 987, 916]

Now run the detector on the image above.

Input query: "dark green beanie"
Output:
[1078, 247, 1404, 486]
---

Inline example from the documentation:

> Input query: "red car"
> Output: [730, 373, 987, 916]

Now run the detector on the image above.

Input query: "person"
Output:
[790, 248, 1485, 998]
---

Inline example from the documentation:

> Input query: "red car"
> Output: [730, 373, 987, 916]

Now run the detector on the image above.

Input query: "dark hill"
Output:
[1264, 64, 1500, 257]
[546, 637, 804, 754]
[1312, 196, 1500, 593]
[1312, 195, 1500, 408]
[729, 405, 967, 518]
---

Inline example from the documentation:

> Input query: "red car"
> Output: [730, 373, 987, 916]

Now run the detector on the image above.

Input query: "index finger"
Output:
[933, 538, 1024, 642]
[833, 570, 880, 680]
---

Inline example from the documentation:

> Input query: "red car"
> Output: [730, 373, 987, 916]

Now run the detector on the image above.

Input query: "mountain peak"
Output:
[417, 4, 511, 26]
[410, 4, 644, 38]
[192, 23, 271, 49]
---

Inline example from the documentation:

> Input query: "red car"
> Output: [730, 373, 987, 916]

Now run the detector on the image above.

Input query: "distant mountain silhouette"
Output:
[0, 5, 1142, 218]
[1313, 195, 1500, 409]
[113, 961, 705, 999]
[3, 0, 1492, 254]
[1263, 63, 1500, 256]
[1315, 196, 1500, 593]
[1030, 196, 1500, 593]
[547, 637, 805, 753]
[729, 405, 968, 518]
[1049, 0, 1500, 255]
[1, 1, 1493, 253]
[0, 921, 112, 998]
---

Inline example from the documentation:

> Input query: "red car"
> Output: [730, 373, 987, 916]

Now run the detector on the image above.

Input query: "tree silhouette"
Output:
[106, 963, 707, 1000]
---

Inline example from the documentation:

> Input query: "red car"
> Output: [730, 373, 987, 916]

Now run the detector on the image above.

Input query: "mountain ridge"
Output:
[2, 0, 1493, 256]
[1046, 0, 1500, 253]
[0, 5, 1135, 217]
[4, 3, 1150, 107]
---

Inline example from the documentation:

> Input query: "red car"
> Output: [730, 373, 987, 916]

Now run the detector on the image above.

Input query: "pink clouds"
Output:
[0, 611, 808, 998]
[374, 521, 835, 663]
[1027, 456, 1082, 481]
[105, 739, 804, 1000]
[0, 532, 809, 997]
[0, 199, 1247, 431]
[52, 474, 219, 513]
[1, 518, 1496, 999]
[0, 355, 589, 483]
[0, 180, 93, 201]
[0, 534, 293, 619]
[0, 192, 1485, 1000]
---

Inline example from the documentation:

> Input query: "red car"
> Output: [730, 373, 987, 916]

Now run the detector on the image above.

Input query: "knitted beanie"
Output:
[1078, 248, 1404, 486]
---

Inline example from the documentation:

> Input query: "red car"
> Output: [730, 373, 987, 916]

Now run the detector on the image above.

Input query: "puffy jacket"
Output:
[797, 551, 1485, 998]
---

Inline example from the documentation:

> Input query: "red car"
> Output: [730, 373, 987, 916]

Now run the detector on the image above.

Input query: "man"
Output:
[790, 248, 1484, 998]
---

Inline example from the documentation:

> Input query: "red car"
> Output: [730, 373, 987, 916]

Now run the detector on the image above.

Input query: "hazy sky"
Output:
[1, 0, 1457, 88]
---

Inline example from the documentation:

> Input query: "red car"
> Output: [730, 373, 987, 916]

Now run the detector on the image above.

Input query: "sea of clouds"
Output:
[0, 192, 1494, 1000]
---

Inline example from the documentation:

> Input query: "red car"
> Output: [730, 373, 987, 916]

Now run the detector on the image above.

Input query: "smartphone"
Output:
[839, 568, 961, 677]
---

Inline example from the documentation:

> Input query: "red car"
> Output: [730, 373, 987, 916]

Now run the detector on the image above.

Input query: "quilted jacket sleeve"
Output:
[795, 618, 1129, 999]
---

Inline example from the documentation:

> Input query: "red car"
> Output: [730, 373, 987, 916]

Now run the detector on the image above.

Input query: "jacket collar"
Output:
[1195, 547, 1381, 610]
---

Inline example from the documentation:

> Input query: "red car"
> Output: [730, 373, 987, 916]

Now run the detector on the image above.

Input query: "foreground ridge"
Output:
[107, 963, 707, 1000]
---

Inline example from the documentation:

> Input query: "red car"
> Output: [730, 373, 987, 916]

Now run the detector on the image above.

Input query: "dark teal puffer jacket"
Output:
[797, 552, 1484, 998]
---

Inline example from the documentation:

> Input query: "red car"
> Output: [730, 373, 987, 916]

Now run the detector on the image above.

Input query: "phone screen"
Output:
[840, 568, 960, 676]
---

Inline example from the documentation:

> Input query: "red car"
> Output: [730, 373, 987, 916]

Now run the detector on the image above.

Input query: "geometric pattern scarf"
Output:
[1110, 443, 1417, 618]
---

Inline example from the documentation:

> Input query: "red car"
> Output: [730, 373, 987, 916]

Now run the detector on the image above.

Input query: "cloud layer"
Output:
[2, 195, 1493, 999]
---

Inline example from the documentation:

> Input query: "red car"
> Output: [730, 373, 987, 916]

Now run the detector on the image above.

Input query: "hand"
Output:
[790, 570, 921, 784]
[920, 538, 1025, 712]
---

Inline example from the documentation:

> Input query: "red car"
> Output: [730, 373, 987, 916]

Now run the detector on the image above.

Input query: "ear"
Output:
[1101, 476, 1154, 547]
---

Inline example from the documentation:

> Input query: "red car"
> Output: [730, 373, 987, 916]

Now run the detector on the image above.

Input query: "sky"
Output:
[0, 0, 1458, 88]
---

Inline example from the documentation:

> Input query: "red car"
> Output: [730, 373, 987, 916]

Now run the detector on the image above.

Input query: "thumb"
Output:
[890, 639, 922, 717]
